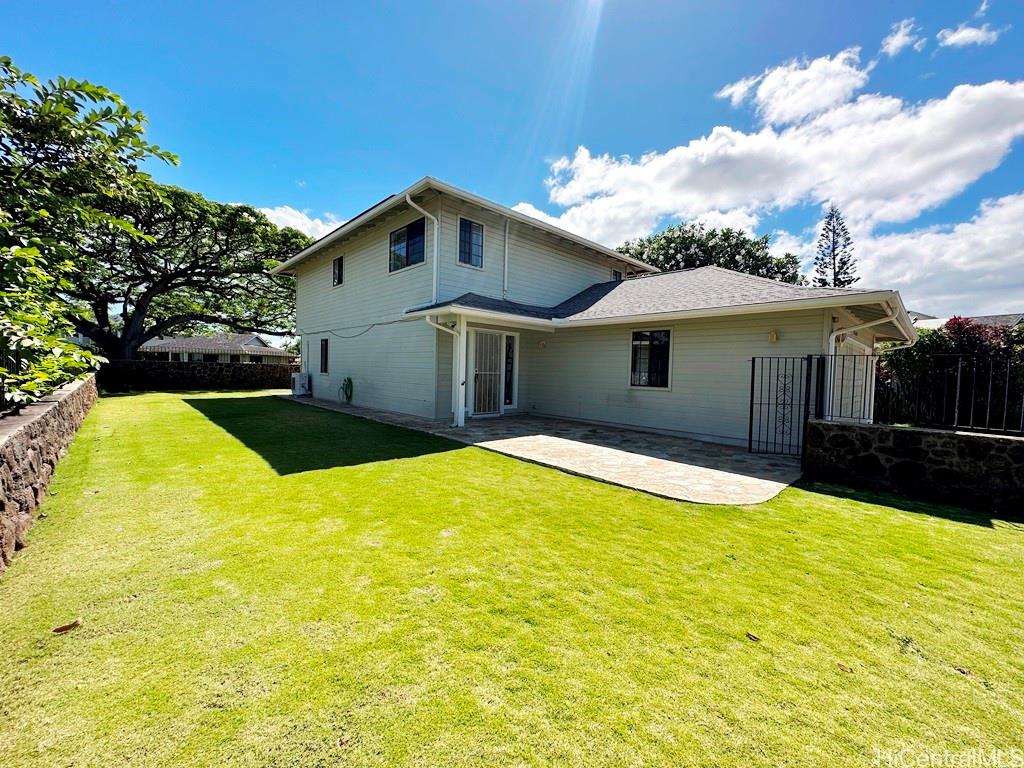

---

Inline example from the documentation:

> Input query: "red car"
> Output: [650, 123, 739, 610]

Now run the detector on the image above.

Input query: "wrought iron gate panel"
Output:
[748, 355, 816, 456]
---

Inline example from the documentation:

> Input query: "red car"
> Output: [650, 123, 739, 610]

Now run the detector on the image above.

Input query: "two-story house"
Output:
[272, 177, 915, 447]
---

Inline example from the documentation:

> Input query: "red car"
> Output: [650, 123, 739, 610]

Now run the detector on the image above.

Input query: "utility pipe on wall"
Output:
[406, 193, 440, 305]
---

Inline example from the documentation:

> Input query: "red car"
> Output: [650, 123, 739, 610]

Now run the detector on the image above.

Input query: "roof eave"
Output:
[408, 290, 915, 339]
[270, 176, 657, 276]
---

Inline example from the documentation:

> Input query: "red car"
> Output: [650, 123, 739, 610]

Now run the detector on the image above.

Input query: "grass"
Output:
[1, 391, 1022, 767]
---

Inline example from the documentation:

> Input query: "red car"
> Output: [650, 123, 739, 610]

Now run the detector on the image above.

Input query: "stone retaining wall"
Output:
[803, 419, 1024, 512]
[1, 376, 97, 573]
[99, 360, 293, 392]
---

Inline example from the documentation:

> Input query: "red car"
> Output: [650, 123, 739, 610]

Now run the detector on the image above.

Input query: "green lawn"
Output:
[1, 391, 1022, 767]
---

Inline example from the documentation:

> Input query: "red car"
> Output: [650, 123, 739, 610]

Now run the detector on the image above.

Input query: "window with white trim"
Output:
[332, 255, 344, 286]
[389, 218, 425, 272]
[319, 338, 329, 374]
[458, 218, 483, 268]
[630, 330, 670, 387]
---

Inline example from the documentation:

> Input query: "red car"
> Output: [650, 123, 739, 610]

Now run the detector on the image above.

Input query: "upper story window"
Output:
[611, 268, 623, 282]
[458, 217, 484, 268]
[389, 218, 425, 272]
[630, 330, 671, 388]
[319, 338, 329, 374]
[332, 255, 344, 286]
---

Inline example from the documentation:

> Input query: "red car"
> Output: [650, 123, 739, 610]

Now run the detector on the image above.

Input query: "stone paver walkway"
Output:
[281, 396, 801, 505]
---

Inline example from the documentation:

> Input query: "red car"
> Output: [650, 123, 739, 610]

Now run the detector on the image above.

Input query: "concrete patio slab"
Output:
[280, 396, 802, 505]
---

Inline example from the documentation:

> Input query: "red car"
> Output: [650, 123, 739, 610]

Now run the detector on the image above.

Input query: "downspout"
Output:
[406, 193, 440, 305]
[825, 306, 899, 421]
[502, 218, 510, 299]
[424, 315, 460, 426]
[827, 308, 900, 356]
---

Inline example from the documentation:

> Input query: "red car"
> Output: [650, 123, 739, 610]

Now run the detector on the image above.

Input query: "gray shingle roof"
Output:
[140, 333, 294, 356]
[914, 313, 1024, 330]
[965, 313, 1024, 327]
[413, 266, 887, 323]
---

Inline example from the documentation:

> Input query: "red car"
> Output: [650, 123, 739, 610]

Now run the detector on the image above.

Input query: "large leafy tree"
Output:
[70, 184, 312, 360]
[617, 222, 804, 283]
[813, 204, 857, 287]
[0, 55, 174, 405]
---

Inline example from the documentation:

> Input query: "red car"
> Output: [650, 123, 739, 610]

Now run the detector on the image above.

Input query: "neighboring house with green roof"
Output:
[139, 333, 295, 365]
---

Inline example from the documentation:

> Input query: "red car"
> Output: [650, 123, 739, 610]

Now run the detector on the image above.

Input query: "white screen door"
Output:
[473, 331, 502, 415]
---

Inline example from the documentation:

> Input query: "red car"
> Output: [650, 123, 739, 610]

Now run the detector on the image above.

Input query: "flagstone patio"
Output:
[281, 396, 802, 504]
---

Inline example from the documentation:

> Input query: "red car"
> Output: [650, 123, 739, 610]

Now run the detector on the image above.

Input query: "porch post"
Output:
[456, 315, 468, 427]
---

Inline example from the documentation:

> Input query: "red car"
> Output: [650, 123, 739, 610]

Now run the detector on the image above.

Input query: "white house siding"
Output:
[519, 309, 829, 445]
[435, 195, 620, 307]
[294, 200, 439, 417]
[434, 328, 454, 421]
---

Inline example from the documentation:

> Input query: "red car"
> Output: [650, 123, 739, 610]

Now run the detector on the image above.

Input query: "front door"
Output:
[473, 330, 502, 415]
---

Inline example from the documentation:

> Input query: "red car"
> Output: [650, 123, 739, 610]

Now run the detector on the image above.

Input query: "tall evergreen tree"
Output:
[813, 204, 858, 287]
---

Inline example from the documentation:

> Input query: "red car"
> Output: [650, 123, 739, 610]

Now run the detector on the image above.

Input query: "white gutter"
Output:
[405, 193, 440, 305]
[502, 218, 510, 299]
[424, 314, 457, 338]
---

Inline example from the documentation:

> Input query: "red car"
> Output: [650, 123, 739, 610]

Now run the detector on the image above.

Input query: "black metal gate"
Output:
[748, 355, 816, 456]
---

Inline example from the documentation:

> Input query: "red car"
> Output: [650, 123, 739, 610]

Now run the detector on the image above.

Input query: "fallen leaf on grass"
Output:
[52, 618, 81, 635]
[837, 663, 853, 673]
[954, 666, 972, 677]
[746, 632, 761, 642]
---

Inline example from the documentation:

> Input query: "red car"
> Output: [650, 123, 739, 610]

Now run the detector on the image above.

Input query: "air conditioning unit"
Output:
[291, 371, 311, 397]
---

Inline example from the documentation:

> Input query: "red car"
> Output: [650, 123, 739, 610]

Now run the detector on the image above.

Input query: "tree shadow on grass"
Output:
[184, 395, 462, 475]
[793, 479, 1023, 529]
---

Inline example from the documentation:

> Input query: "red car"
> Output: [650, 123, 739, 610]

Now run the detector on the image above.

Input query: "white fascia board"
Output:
[271, 176, 656, 276]
[405, 305, 555, 332]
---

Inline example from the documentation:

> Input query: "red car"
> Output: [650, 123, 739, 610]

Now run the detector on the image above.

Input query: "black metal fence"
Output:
[874, 354, 1024, 434]
[749, 353, 1024, 455]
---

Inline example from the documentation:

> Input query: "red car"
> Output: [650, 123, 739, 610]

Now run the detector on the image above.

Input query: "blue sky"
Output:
[4, 0, 1023, 314]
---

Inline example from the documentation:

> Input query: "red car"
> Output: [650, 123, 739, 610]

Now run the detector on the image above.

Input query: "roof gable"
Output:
[270, 177, 656, 276]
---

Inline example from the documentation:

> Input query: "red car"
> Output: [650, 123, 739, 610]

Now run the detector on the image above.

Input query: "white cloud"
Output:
[258, 206, 344, 239]
[515, 80, 1024, 245]
[975, 0, 990, 18]
[937, 22, 1004, 47]
[881, 18, 926, 57]
[856, 194, 1024, 315]
[716, 47, 871, 125]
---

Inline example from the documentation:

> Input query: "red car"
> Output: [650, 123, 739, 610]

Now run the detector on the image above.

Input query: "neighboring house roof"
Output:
[907, 310, 936, 321]
[140, 333, 295, 357]
[914, 313, 1024, 330]
[270, 176, 656, 277]
[408, 266, 916, 342]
